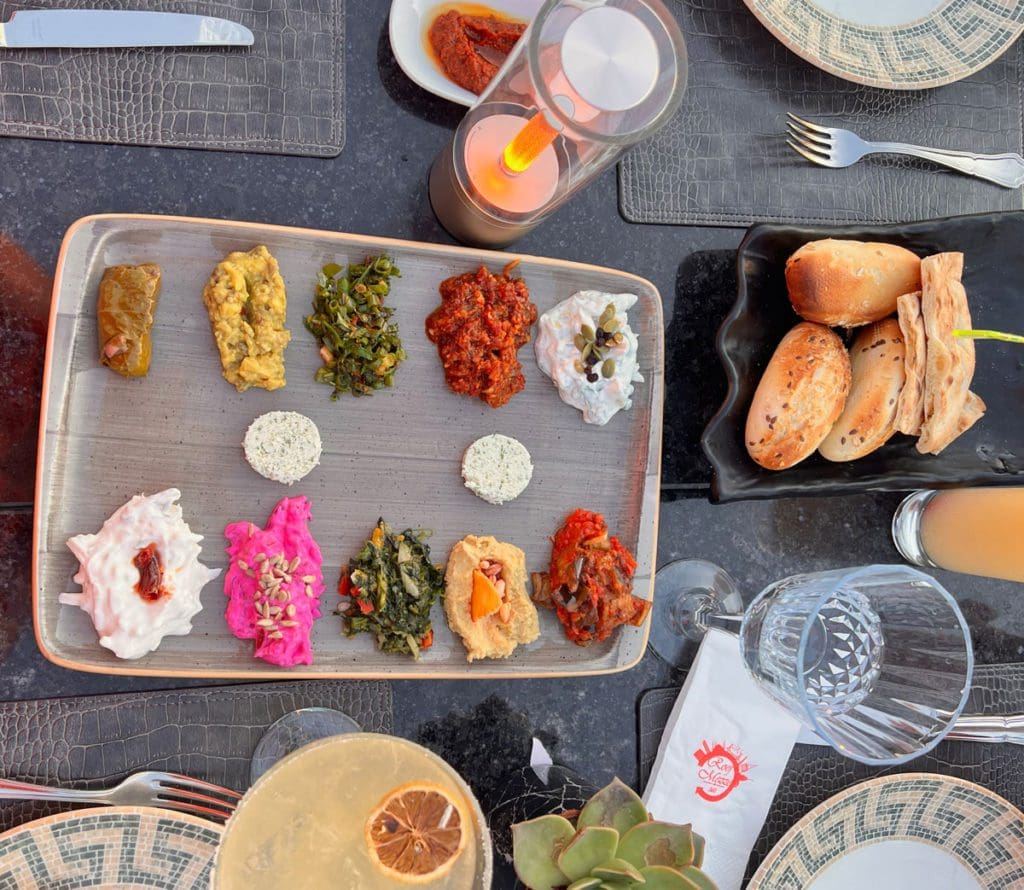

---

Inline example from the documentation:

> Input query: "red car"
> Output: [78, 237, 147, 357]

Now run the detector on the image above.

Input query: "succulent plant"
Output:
[512, 778, 717, 890]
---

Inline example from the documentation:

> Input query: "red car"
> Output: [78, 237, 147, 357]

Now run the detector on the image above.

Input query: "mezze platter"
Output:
[33, 214, 663, 679]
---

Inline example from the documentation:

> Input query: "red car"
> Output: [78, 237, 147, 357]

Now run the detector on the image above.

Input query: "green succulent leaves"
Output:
[512, 780, 718, 890]
[618, 822, 695, 871]
[577, 779, 649, 835]
[513, 815, 576, 890]
[559, 827, 620, 881]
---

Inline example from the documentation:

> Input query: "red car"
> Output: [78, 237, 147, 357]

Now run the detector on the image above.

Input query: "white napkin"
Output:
[643, 629, 802, 890]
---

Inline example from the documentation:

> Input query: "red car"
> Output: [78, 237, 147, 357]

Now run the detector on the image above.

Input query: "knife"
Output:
[0, 9, 254, 48]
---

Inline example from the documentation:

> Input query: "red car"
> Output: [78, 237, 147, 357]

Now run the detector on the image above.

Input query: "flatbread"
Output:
[917, 252, 981, 454]
[894, 291, 925, 436]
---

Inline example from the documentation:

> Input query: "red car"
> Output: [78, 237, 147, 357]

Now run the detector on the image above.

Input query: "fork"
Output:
[786, 112, 1024, 189]
[0, 770, 241, 822]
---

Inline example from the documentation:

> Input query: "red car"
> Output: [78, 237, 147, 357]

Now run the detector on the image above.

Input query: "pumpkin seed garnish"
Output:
[573, 302, 624, 384]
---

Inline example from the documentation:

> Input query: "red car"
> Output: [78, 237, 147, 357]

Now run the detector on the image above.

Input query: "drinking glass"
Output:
[249, 707, 361, 783]
[651, 561, 974, 766]
[893, 487, 1024, 583]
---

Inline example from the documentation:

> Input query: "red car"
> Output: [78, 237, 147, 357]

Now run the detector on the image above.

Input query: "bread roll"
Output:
[819, 319, 905, 462]
[746, 322, 851, 470]
[786, 239, 921, 326]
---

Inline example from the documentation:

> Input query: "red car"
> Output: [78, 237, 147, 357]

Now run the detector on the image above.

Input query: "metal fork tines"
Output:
[786, 112, 1024, 189]
[0, 770, 242, 822]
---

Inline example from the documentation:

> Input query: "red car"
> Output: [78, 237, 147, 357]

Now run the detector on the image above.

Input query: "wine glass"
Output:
[650, 561, 974, 766]
[250, 707, 361, 783]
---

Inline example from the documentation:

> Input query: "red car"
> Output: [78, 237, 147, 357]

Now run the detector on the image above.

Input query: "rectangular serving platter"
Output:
[33, 214, 663, 678]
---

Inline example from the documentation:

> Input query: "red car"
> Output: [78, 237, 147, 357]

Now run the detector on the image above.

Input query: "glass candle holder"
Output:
[429, 0, 687, 247]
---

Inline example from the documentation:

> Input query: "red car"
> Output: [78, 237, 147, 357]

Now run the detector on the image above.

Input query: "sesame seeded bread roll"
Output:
[819, 319, 906, 462]
[745, 322, 852, 471]
[785, 239, 921, 327]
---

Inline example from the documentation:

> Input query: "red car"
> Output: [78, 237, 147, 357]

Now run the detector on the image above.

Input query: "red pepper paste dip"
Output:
[425, 262, 538, 408]
[428, 9, 527, 94]
[133, 543, 169, 602]
[532, 508, 650, 646]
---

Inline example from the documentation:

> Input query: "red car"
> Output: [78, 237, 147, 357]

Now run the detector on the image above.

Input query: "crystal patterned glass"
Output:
[740, 565, 973, 765]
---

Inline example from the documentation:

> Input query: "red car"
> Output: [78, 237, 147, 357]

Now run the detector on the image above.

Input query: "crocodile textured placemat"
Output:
[0, 0, 345, 157]
[0, 679, 391, 830]
[639, 666, 1024, 883]
[619, 0, 1024, 227]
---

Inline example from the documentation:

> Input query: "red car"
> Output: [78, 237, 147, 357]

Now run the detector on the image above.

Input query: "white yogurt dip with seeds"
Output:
[535, 291, 643, 425]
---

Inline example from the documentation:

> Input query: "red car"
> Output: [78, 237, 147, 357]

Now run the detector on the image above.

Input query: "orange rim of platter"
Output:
[32, 212, 664, 680]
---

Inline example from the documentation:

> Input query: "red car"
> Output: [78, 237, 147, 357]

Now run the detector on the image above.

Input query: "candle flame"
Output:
[502, 111, 561, 174]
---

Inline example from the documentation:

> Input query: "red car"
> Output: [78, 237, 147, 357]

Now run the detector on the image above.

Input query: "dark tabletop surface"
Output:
[1, 3, 1023, 885]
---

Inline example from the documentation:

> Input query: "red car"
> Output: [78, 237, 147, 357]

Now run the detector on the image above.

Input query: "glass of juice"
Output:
[893, 487, 1024, 583]
[214, 733, 493, 890]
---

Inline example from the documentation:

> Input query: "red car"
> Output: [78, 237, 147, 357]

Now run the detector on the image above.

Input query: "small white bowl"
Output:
[389, 0, 543, 106]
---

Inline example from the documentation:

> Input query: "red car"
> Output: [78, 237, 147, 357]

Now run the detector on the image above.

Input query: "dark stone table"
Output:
[1, 5, 1021, 886]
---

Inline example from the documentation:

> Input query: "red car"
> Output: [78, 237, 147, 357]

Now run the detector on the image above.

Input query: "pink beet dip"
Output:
[224, 496, 325, 666]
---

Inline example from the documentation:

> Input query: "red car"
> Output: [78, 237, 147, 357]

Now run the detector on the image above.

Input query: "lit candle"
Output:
[502, 110, 562, 174]
[463, 113, 560, 214]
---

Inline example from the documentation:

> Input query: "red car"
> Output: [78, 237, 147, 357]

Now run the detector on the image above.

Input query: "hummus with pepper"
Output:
[203, 245, 290, 391]
[444, 535, 539, 662]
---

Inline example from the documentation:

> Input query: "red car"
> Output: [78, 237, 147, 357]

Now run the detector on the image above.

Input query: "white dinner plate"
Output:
[743, 0, 1024, 89]
[749, 773, 1024, 889]
[388, 0, 542, 106]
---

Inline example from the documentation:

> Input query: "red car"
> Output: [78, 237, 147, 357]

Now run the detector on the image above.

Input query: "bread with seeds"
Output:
[819, 318, 906, 462]
[745, 322, 851, 470]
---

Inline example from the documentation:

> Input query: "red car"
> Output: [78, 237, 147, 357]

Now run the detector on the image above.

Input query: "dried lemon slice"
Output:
[365, 781, 469, 883]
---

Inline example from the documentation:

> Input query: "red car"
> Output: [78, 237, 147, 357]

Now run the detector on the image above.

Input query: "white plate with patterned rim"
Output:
[743, 0, 1024, 90]
[749, 773, 1024, 889]
[0, 806, 222, 888]
[388, 0, 541, 106]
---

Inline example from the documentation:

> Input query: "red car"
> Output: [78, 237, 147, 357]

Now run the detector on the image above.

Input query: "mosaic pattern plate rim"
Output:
[749, 772, 1024, 888]
[0, 805, 222, 889]
[743, 0, 1024, 89]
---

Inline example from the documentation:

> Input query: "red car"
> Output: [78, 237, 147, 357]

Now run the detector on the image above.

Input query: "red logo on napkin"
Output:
[693, 740, 750, 802]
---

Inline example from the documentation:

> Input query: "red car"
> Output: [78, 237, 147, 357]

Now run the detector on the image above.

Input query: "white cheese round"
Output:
[462, 434, 533, 505]
[243, 411, 322, 485]
[535, 290, 644, 425]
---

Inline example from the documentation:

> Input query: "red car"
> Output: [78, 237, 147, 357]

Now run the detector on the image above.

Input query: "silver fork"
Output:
[0, 770, 241, 822]
[786, 112, 1024, 189]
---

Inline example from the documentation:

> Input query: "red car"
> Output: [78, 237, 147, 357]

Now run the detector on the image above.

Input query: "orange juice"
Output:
[919, 488, 1024, 583]
[214, 734, 491, 890]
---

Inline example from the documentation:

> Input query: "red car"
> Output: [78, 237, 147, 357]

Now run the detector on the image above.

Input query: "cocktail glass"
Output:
[250, 707, 361, 783]
[215, 733, 493, 890]
[650, 561, 974, 766]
